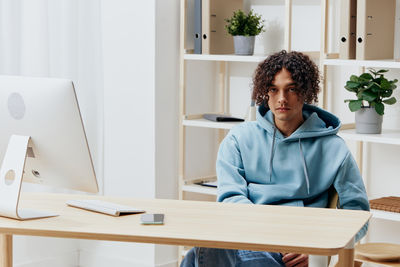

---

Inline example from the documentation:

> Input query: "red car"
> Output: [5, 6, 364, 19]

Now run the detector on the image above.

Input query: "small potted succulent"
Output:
[225, 9, 265, 56]
[344, 68, 398, 134]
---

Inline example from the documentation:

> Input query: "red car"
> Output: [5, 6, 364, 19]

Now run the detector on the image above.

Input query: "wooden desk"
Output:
[0, 193, 371, 267]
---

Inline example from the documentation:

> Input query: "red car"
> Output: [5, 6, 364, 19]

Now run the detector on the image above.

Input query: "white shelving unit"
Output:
[320, 1, 400, 263]
[184, 53, 267, 63]
[371, 209, 400, 222]
[182, 117, 240, 130]
[179, 0, 400, 263]
[338, 129, 400, 145]
[185, 51, 319, 63]
[338, 128, 400, 223]
[182, 184, 217, 196]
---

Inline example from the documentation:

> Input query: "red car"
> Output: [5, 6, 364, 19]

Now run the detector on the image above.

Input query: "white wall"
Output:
[79, 0, 179, 266]
[154, 0, 180, 264]
[101, 0, 156, 198]
[155, 0, 180, 202]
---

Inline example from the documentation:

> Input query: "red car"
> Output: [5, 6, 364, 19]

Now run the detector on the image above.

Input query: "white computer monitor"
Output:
[0, 75, 99, 219]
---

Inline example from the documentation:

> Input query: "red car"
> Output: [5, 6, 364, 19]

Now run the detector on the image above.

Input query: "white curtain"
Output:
[0, 0, 104, 191]
[0, 1, 104, 265]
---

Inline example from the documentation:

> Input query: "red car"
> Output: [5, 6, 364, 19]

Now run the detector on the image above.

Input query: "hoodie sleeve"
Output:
[216, 133, 253, 204]
[334, 151, 370, 242]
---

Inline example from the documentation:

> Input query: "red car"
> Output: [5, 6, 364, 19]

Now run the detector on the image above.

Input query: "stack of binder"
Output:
[339, 0, 395, 60]
[194, 0, 243, 54]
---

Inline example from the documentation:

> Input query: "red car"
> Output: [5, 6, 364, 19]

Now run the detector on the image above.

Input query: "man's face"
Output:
[267, 68, 304, 126]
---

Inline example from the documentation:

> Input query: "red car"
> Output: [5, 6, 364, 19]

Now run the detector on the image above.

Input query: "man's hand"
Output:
[281, 253, 308, 267]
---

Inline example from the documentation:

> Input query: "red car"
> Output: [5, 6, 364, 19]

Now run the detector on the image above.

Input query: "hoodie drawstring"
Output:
[268, 127, 277, 183]
[298, 139, 310, 195]
[267, 129, 311, 195]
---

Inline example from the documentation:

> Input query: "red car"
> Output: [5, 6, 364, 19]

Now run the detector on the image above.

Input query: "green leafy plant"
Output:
[344, 68, 398, 115]
[225, 9, 265, 36]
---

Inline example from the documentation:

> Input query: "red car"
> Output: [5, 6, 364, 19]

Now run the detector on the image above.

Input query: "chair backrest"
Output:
[327, 186, 339, 209]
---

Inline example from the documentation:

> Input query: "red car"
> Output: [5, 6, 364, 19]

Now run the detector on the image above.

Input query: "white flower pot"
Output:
[233, 36, 255, 55]
[355, 107, 383, 134]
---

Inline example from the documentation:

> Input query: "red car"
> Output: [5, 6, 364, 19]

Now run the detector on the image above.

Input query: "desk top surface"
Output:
[0, 193, 371, 255]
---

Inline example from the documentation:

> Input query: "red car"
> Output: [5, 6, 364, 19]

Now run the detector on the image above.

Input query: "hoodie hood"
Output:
[256, 103, 341, 194]
[256, 103, 341, 141]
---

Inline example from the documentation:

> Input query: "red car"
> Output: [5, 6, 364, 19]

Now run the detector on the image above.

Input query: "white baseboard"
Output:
[15, 250, 78, 267]
[79, 250, 178, 267]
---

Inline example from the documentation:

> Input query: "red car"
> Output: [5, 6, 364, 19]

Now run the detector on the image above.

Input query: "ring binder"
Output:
[202, 0, 243, 54]
[339, 0, 357, 59]
[356, 0, 395, 60]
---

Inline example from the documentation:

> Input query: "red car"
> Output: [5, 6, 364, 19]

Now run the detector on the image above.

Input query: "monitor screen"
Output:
[0, 75, 99, 194]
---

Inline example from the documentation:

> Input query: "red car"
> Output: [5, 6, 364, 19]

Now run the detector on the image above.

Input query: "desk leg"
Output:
[337, 237, 355, 267]
[0, 234, 12, 267]
[337, 248, 354, 267]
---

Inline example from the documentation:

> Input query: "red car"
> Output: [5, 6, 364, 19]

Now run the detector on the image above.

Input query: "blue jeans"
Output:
[180, 247, 285, 267]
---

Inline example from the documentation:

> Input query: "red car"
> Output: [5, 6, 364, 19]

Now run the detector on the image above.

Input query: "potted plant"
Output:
[344, 68, 398, 134]
[225, 9, 265, 56]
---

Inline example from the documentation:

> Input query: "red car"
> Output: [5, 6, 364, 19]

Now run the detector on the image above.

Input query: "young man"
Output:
[181, 50, 369, 267]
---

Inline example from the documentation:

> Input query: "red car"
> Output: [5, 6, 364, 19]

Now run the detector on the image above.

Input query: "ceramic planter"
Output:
[355, 107, 383, 134]
[233, 36, 255, 55]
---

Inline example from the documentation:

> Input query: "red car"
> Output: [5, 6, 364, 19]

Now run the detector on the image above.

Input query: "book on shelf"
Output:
[203, 113, 244, 122]
[194, 180, 217, 188]
[356, 0, 396, 60]
[370, 196, 400, 213]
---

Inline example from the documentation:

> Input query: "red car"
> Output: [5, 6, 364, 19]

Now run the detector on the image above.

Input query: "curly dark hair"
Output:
[252, 50, 320, 106]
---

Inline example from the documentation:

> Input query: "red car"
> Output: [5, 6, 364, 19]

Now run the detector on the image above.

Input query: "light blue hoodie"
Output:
[216, 104, 370, 241]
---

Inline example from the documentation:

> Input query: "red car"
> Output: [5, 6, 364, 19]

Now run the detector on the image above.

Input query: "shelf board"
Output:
[184, 53, 267, 63]
[183, 118, 241, 130]
[184, 51, 320, 63]
[371, 209, 400, 222]
[182, 184, 217, 195]
[338, 129, 400, 145]
[323, 59, 400, 69]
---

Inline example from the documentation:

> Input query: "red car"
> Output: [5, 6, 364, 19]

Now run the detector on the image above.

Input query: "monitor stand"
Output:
[0, 135, 58, 220]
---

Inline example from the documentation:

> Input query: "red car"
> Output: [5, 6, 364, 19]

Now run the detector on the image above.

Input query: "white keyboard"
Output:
[66, 199, 145, 216]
